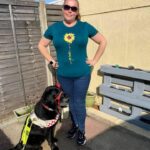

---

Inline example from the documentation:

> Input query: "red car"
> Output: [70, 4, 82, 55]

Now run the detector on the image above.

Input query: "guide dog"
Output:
[8, 85, 68, 150]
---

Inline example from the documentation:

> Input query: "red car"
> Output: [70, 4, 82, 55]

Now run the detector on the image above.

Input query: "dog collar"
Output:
[30, 112, 59, 128]
[42, 103, 55, 112]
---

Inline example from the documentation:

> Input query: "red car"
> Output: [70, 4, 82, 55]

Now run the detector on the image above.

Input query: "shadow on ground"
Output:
[1, 114, 150, 150]
[55, 117, 150, 150]
[0, 129, 13, 150]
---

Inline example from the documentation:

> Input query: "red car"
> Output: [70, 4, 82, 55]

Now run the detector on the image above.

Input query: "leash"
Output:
[48, 61, 64, 113]
[48, 61, 68, 121]
[48, 61, 57, 86]
[55, 91, 63, 113]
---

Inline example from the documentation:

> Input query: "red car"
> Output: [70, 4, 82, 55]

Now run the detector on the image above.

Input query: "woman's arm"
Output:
[86, 33, 107, 66]
[38, 37, 57, 67]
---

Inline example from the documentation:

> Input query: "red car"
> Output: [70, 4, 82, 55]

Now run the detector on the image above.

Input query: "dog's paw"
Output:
[51, 142, 59, 150]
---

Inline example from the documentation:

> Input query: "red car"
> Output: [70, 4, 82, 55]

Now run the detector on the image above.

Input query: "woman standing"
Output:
[38, 0, 107, 145]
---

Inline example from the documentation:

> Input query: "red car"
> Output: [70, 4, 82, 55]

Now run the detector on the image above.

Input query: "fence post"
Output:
[9, 4, 27, 105]
[39, 0, 53, 86]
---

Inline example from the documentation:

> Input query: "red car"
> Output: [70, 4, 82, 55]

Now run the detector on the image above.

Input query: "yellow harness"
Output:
[20, 113, 59, 149]
[21, 115, 32, 147]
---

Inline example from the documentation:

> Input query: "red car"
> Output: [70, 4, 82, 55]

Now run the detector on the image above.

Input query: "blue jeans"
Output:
[57, 74, 91, 132]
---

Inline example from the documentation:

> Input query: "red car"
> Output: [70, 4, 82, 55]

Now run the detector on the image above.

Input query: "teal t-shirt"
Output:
[44, 20, 98, 77]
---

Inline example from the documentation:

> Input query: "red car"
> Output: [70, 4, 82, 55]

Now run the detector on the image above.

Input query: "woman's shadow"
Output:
[55, 114, 91, 150]
[0, 129, 14, 150]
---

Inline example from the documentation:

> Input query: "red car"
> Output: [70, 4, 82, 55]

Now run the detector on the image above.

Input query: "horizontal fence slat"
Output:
[0, 67, 19, 76]
[0, 29, 13, 35]
[47, 15, 63, 22]
[0, 35, 36, 44]
[0, 81, 21, 92]
[0, 74, 20, 85]
[0, 20, 11, 28]
[46, 9, 62, 15]
[0, 13, 10, 21]
[0, 5, 9, 13]
[12, 6, 38, 14]
[0, 36, 14, 44]
[0, 0, 38, 7]
[0, 61, 18, 69]
[0, 54, 16, 60]
[46, 4, 62, 9]
[47, 21, 57, 26]
[13, 13, 39, 21]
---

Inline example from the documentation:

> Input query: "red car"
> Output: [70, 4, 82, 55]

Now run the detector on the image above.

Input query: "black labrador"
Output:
[8, 85, 68, 150]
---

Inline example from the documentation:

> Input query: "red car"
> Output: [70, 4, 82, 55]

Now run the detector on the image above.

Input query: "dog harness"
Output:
[20, 112, 60, 149]
[30, 112, 60, 128]
[20, 115, 32, 149]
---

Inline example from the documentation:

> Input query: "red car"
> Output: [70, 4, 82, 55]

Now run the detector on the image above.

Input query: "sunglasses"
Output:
[63, 5, 78, 12]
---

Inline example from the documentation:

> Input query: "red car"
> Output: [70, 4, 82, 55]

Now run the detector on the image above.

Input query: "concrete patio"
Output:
[0, 108, 150, 150]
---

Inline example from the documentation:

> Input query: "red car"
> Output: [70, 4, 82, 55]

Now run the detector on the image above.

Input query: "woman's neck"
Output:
[63, 20, 77, 27]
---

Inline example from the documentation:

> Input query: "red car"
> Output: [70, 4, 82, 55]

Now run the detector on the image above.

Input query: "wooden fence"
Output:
[46, 4, 63, 60]
[0, 0, 63, 120]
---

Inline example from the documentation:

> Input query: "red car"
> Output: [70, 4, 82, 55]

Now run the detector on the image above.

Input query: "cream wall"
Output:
[79, 0, 150, 97]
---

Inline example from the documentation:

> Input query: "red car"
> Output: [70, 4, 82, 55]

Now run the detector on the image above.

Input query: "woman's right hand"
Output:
[49, 60, 58, 69]
[38, 37, 59, 68]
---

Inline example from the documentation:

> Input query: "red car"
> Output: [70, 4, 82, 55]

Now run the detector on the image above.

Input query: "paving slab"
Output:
[0, 108, 150, 150]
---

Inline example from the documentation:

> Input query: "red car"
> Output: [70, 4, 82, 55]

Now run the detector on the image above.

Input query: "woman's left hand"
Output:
[86, 59, 96, 66]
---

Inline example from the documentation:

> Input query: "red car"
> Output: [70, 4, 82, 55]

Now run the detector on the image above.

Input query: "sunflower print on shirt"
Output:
[64, 33, 75, 64]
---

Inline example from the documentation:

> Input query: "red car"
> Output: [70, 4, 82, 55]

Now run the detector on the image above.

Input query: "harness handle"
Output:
[21, 116, 32, 147]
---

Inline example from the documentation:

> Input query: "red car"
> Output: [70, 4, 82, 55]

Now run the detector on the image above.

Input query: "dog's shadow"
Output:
[55, 118, 72, 148]
[0, 129, 14, 150]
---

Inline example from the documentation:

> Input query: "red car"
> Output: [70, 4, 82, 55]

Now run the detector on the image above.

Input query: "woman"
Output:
[38, 0, 107, 146]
